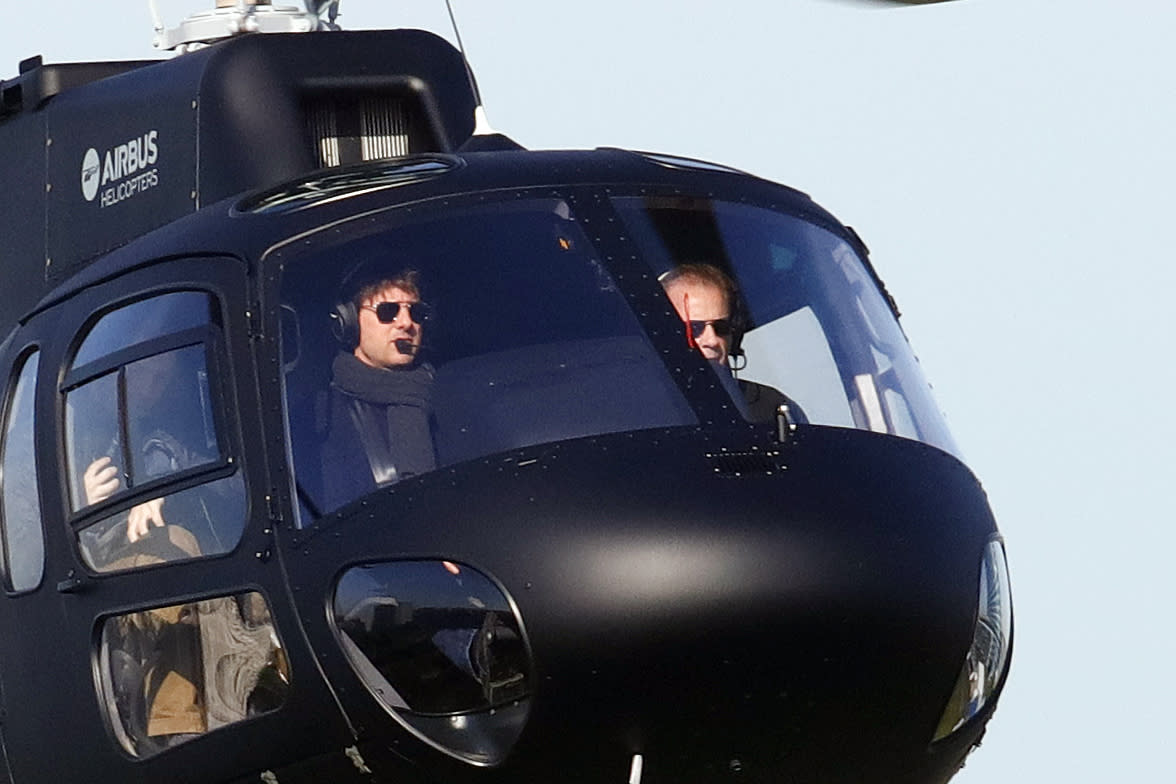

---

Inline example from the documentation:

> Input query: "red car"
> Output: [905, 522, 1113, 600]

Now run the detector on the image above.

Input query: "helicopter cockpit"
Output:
[611, 192, 959, 452]
[279, 194, 696, 518]
[275, 167, 958, 521]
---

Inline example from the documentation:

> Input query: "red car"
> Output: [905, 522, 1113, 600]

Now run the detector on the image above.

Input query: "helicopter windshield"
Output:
[277, 188, 957, 521]
[610, 195, 959, 456]
[277, 197, 698, 519]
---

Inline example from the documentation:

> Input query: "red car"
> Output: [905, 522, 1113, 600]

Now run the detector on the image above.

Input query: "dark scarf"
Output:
[331, 353, 436, 482]
[331, 352, 435, 410]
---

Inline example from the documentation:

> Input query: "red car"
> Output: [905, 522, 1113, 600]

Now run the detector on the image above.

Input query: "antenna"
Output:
[443, 0, 496, 136]
[149, 0, 342, 53]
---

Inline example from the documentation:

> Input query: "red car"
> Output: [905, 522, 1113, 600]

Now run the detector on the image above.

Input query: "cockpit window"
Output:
[63, 292, 246, 572]
[612, 195, 960, 456]
[277, 197, 698, 520]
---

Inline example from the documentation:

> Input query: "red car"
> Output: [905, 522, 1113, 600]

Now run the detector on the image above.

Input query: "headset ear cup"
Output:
[728, 287, 747, 361]
[730, 312, 745, 359]
[331, 301, 359, 349]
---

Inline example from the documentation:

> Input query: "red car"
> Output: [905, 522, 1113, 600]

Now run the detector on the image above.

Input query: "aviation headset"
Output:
[330, 258, 429, 351]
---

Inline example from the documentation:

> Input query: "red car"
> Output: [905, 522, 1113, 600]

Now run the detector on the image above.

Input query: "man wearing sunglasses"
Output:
[352, 283, 431, 370]
[319, 268, 437, 509]
[661, 263, 807, 425]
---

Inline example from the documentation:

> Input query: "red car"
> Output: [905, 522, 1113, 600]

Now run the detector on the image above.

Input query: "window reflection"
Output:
[63, 292, 246, 571]
[334, 561, 529, 715]
[99, 591, 288, 757]
[65, 370, 119, 511]
[125, 346, 220, 483]
[78, 473, 246, 572]
[67, 346, 221, 511]
[1, 351, 44, 592]
[332, 561, 531, 764]
[74, 291, 211, 369]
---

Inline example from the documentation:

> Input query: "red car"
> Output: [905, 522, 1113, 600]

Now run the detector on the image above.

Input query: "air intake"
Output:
[705, 450, 785, 478]
[306, 93, 413, 168]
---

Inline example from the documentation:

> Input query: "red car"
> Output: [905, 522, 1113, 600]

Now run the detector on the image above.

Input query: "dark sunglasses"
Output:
[688, 318, 733, 339]
[364, 301, 433, 323]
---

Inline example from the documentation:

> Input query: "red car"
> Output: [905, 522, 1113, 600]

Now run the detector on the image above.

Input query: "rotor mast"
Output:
[149, 0, 342, 52]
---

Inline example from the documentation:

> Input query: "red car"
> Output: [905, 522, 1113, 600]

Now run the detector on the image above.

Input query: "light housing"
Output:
[932, 538, 1013, 741]
[332, 560, 531, 765]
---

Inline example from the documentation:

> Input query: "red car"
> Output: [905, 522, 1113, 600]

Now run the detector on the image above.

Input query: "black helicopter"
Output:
[0, 1, 1009, 782]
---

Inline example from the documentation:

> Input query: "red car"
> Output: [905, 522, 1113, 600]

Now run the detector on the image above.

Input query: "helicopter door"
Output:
[0, 258, 345, 781]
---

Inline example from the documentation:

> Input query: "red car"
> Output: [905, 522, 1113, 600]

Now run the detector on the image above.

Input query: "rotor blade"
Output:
[835, 0, 961, 6]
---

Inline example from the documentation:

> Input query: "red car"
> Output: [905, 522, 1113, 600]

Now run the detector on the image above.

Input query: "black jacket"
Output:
[740, 379, 809, 425]
[316, 353, 436, 511]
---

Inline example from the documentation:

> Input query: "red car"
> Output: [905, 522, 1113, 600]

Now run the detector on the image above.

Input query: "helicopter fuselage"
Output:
[0, 29, 1009, 784]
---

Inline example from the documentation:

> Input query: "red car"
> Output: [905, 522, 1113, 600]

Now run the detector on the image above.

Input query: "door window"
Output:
[63, 292, 246, 571]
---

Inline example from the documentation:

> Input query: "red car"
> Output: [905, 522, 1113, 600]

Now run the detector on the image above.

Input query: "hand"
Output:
[83, 457, 121, 505]
[127, 497, 166, 543]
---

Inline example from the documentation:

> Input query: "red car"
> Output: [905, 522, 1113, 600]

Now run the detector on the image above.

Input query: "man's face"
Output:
[354, 285, 424, 369]
[664, 278, 730, 364]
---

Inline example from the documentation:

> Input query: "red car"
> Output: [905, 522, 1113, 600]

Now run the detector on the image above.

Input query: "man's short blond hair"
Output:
[659, 263, 736, 310]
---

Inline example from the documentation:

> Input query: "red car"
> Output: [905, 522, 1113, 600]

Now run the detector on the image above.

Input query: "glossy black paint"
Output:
[0, 147, 1008, 784]
[287, 425, 994, 784]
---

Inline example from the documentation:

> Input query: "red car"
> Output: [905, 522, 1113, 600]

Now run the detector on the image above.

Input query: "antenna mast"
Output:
[443, 0, 495, 136]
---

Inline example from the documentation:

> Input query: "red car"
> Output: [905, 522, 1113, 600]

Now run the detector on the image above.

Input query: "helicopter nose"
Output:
[500, 511, 976, 782]
[477, 438, 989, 781]
[311, 427, 996, 781]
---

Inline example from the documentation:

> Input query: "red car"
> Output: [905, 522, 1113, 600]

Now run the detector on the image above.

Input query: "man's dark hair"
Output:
[331, 264, 427, 350]
[351, 268, 423, 308]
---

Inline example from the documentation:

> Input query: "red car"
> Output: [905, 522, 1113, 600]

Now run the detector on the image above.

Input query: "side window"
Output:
[98, 591, 289, 757]
[1, 350, 44, 592]
[63, 292, 246, 572]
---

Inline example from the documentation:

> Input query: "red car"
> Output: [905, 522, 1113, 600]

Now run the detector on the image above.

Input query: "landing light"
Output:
[932, 539, 1013, 742]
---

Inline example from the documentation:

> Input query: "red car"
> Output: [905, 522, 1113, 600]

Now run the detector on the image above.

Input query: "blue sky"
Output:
[4, 1, 1174, 780]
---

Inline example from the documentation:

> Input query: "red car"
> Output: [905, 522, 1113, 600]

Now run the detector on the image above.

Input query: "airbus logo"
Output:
[81, 148, 101, 202]
[80, 130, 160, 207]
